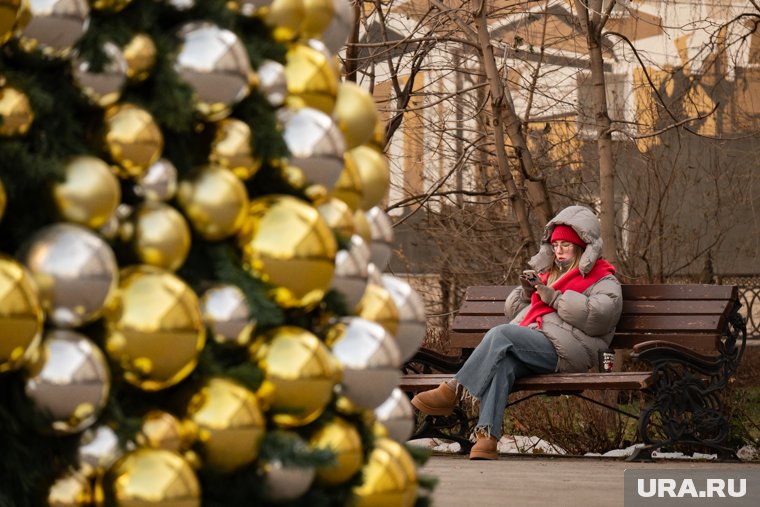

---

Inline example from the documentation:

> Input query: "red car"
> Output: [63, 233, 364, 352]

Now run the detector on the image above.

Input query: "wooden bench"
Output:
[401, 284, 747, 460]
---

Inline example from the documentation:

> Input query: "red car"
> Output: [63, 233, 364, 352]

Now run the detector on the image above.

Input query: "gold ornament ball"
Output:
[17, 0, 90, 58]
[48, 470, 92, 507]
[135, 158, 178, 202]
[309, 416, 364, 485]
[351, 437, 417, 507]
[315, 195, 354, 241]
[96, 448, 200, 506]
[0, 255, 43, 373]
[301, 0, 334, 38]
[90, 0, 133, 13]
[103, 265, 205, 391]
[78, 425, 123, 478]
[237, 195, 337, 309]
[285, 41, 339, 114]
[184, 377, 265, 472]
[200, 284, 255, 348]
[331, 153, 363, 212]
[242, 0, 304, 42]
[103, 103, 164, 179]
[72, 41, 128, 107]
[209, 118, 262, 180]
[333, 82, 378, 150]
[357, 283, 400, 338]
[250, 326, 335, 428]
[24, 329, 111, 434]
[177, 165, 249, 241]
[123, 33, 157, 82]
[347, 145, 390, 211]
[53, 155, 121, 229]
[0, 177, 6, 223]
[18, 223, 119, 328]
[0, 84, 34, 136]
[0, 0, 25, 44]
[138, 410, 196, 453]
[131, 202, 191, 272]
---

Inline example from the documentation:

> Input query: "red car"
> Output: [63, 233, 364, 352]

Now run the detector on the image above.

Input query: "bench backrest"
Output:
[450, 284, 739, 354]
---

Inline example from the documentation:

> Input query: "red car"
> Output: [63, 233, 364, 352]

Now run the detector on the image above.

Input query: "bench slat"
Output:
[459, 299, 732, 317]
[399, 372, 653, 393]
[464, 284, 738, 302]
[452, 315, 509, 331]
[617, 314, 722, 332]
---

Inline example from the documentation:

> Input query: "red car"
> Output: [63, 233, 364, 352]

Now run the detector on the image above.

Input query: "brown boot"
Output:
[469, 434, 498, 460]
[410, 383, 457, 416]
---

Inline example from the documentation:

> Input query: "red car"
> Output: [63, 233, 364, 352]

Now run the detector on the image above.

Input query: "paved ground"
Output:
[419, 454, 760, 506]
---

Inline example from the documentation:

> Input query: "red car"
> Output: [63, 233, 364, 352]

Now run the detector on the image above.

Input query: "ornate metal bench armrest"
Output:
[631, 339, 723, 376]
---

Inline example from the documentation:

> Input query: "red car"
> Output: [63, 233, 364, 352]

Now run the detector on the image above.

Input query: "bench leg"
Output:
[408, 408, 474, 454]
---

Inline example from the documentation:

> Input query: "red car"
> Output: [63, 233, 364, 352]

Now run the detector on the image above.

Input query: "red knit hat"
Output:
[550, 224, 586, 247]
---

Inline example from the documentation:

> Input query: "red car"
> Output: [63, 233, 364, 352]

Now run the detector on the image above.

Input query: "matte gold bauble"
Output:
[0, 0, 25, 45]
[48, 470, 92, 507]
[285, 41, 339, 113]
[357, 283, 400, 338]
[251, 326, 335, 427]
[138, 410, 196, 453]
[72, 41, 127, 107]
[237, 195, 337, 309]
[131, 202, 191, 272]
[331, 154, 363, 211]
[24, 329, 111, 434]
[96, 449, 200, 506]
[103, 103, 164, 179]
[184, 377, 265, 472]
[0, 84, 34, 136]
[281, 107, 345, 189]
[175, 22, 252, 121]
[176, 165, 249, 241]
[321, 0, 354, 53]
[53, 155, 121, 229]
[18, 223, 118, 328]
[17, 0, 90, 58]
[347, 145, 389, 211]
[0, 255, 42, 373]
[315, 195, 354, 241]
[90, 0, 132, 12]
[200, 284, 255, 347]
[103, 265, 205, 391]
[309, 416, 363, 485]
[209, 118, 262, 180]
[123, 33, 157, 82]
[351, 437, 417, 507]
[301, 0, 333, 38]
[78, 425, 123, 478]
[333, 82, 378, 149]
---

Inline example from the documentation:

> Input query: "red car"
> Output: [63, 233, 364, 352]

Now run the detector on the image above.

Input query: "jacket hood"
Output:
[528, 205, 603, 277]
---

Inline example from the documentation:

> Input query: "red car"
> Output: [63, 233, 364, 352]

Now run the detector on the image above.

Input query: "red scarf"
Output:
[519, 259, 616, 328]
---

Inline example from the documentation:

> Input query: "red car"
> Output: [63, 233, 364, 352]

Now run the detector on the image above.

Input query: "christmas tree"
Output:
[0, 0, 429, 505]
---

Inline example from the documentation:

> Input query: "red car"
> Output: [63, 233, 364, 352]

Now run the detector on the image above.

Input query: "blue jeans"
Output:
[454, 324, 559, 439]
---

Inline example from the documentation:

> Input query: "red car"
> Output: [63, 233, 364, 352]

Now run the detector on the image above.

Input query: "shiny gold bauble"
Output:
[24, 329, 111, 434]
[0, 177, 6, 223]
[96, 449, 200, 506]
[351, 437, 417, 507]
[237, 195, 337, 309]
[53, 155, 121, 229]
[18, 223, 118, 328]
[131, 202, 191, 272]
[285, 41, 339, 114]
[78, 425, 123, 478]
[72, 41, 128, 107]
[333, 82, 378, 149]
[103, 265, 205, 391]
[175, 22, 252, 121]
[357, 283, 400, 338]
[123, 33, 157, 82]
[103, 103, 164, 179]
[184, 377, 265, 472]
[0, 84, 34, 136]
[0, 0, 25, 45]
[301, 0, 334, 38]
[241, 0, 304, 42]
[200, 284, 255, 348]
[0, 255, 42, 373]
[138, 410, 196, 453]
[90, 0, 132, 12]
[209, 118, 262, 180]
[309, 416, 363, 485]
[251, 326, 335, 427]
[176, 165, 249, 241]
[17, 0, 90, 58]
[315, 195, 354, 241]
[347, 145, 390, 211]
[331, 154, 363, 212]
[48, 470, 92, 507]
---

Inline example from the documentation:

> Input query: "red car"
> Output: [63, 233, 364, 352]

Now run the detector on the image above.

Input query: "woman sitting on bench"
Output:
[411, 205, 623, 460]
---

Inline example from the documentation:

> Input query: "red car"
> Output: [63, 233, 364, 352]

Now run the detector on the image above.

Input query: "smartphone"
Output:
[521, 270, 541, 285]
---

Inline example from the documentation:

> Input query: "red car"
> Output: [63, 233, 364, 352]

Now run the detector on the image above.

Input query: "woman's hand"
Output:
[519, 276, 536, 297]
[536, 285, 561, 308]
